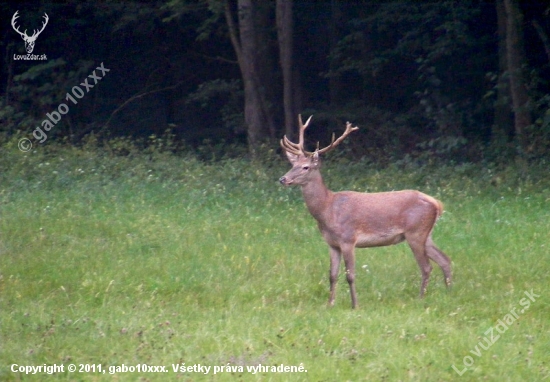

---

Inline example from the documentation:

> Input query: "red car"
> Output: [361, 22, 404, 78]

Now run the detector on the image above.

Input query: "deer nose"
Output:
[279, 176, 287, 185]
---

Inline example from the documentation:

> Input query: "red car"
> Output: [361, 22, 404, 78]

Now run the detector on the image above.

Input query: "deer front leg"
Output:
[341, 244, 358, 309]
[328, 246, 341, 307]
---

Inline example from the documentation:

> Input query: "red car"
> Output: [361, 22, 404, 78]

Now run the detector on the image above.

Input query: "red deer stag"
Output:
[279, 115, 451, 309]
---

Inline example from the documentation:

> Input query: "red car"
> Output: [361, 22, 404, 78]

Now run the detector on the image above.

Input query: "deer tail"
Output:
[421, 193, 444, 220]
[435, 199, 444, 219]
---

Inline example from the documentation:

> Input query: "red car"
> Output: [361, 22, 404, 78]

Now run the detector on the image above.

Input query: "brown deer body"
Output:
[279, 116, 451, 309]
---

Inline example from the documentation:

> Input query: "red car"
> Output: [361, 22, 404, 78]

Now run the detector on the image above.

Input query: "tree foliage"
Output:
[1, 0, 549, 162]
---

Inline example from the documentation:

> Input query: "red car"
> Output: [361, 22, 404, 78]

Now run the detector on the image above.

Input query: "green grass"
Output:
[0, 138, 549, 381]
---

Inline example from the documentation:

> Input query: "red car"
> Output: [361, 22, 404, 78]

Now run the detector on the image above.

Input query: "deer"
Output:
[11, 11, 49, 54]
[279, 115, 452, 309]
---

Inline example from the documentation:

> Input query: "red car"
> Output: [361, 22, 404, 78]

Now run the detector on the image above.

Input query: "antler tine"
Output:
[315, 121, 359, 155]
[11, 11, 25, 37]
[298, 114, 312, 151]
[280, 135, 302, 156]
[280, 114, 314, 156]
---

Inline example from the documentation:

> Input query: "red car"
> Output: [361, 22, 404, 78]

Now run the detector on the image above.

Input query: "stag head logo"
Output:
[11, 11, 49, 54]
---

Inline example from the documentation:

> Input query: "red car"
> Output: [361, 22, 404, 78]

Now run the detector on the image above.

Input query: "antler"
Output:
[11, 11, 49, 40]
[316, 121, 359, 155]
[32, 13, 49, 39]
[11, 11, 26, 38]
[280, 115, 359, 156]
[280, 114, 312, 156]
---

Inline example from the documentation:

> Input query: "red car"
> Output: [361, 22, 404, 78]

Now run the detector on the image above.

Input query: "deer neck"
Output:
[301, 170, 332, 220]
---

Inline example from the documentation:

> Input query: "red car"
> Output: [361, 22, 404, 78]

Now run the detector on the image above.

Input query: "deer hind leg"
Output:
[328, 246, 341, 307]
[406, 235, 433, 298]
[341, 244, 358, 309]
[425, 236, 452, 288]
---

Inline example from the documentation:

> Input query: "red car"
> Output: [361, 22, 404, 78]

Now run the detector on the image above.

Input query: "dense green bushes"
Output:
[2, 133, 549, 201]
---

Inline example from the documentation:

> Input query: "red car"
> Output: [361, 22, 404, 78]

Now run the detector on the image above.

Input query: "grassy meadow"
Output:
[0, 136, 549, 381]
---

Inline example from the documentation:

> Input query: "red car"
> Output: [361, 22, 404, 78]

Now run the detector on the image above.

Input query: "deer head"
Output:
[11, 11, 49, 54]
[279, 115, 358, 186]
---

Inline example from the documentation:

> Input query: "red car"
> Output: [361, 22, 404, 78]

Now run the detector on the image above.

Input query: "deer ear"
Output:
[312, 151, 320, 164]
[285, 150, 300, 164]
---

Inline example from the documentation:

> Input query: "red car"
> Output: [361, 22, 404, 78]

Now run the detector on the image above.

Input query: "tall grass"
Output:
[0, 136, 549, 381]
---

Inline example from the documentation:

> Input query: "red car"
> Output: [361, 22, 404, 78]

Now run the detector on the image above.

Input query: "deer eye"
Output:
[302, 165, 310, 170]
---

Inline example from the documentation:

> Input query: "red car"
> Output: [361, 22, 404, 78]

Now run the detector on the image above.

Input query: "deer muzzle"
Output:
[279, 176, 291, 186]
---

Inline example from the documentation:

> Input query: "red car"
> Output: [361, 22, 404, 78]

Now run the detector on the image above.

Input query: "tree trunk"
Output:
[492, 0, 513, 150]
[328, 0, 343, 106]
[503, 0, 532, 160]
[276, 0, 296, 139]
[532, 20, 550, 65]
[224, 0, 276, 152]
[254, 0, 278, 139]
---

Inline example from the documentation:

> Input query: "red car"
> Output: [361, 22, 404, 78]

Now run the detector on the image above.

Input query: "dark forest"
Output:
[1, 1, 549, 163]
